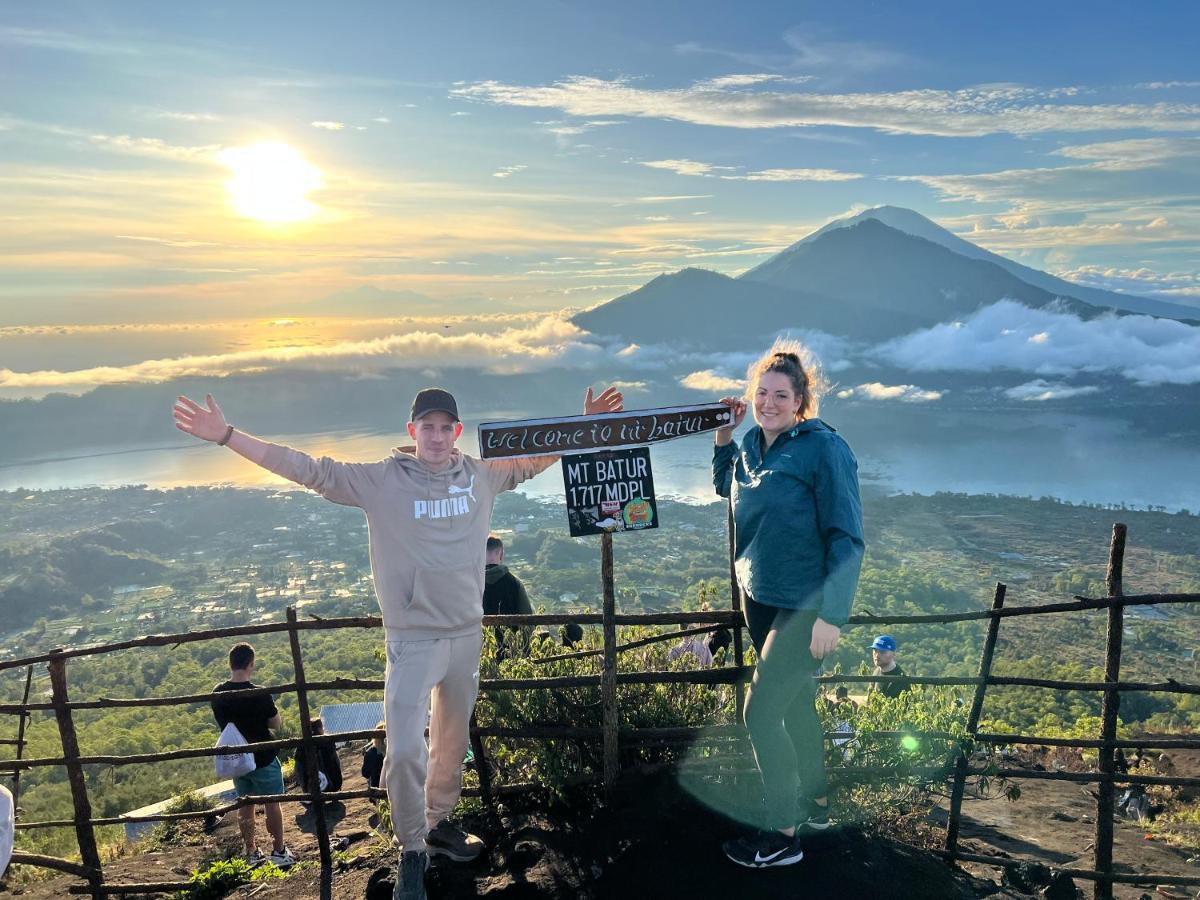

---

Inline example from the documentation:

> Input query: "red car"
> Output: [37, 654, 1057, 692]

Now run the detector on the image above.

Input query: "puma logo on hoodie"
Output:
[259, 442, 555, 640]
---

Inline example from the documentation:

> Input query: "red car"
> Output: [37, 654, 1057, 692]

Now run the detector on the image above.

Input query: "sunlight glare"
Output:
[220, 142, 321, 223]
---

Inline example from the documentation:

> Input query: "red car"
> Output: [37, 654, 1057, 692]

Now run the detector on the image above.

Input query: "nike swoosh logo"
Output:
[754, 848, 788, 864]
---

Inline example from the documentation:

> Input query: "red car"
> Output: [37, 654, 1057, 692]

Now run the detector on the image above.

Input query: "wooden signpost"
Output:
[478, 402, 731, 460]
[563, 447, 658, 537]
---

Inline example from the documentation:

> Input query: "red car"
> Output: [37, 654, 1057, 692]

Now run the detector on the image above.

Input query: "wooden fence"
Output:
[0, 521, 1198, 900]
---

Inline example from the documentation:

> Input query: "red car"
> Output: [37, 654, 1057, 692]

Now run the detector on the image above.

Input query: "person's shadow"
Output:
[294, 799, 348, 832]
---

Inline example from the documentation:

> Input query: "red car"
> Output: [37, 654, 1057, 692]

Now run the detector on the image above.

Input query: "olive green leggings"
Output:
[744, 597, 827, 829]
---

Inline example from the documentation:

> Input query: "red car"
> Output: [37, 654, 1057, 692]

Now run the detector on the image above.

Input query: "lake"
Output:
[1, 407, 1197, 513]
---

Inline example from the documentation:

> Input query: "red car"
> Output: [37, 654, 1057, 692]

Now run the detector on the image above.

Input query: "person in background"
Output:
[868, 635, 911, 699]
[211, 642, 295, 869]
[294, 717, 344, 799]
[362, 721, 387, 791]
[483, 535, 533, 660]
[712, 339, 865, 869]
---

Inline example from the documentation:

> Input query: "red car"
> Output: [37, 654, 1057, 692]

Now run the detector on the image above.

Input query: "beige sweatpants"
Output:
[381, 631, 482, 852]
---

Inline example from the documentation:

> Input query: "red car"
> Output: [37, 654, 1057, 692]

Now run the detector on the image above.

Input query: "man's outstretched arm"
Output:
[174, 394, 273, 465]
[173, 394, 383, 507]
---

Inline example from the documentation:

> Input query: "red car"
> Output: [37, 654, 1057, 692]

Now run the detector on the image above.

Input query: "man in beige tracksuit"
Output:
[173, 385, 622, 900]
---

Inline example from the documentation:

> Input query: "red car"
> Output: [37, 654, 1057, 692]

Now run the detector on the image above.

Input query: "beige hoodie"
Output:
[260, 443, 554, 641]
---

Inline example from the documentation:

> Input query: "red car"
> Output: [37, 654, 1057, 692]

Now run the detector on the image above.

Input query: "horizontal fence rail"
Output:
[0, 521, 1196, 900]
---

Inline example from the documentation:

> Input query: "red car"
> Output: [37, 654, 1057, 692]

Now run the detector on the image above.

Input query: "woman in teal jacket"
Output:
[713, 340, 865, 869]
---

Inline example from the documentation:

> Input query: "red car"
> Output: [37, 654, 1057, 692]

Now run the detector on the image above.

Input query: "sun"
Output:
[219, 142, 321, 223]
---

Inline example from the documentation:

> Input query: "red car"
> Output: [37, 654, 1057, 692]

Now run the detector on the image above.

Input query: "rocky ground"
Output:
[5, 745, 1199, 899]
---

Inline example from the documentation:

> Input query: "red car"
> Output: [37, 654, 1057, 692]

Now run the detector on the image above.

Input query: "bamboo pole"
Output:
[600, 533, 619, 795]
[727, 499, 746, 717]
[945, 582, 1006, 861]
[48, 654, 106, 900]
[1093, 523, 1126, 900]
[468, 710, 494, 809]
[286, 607, 333, 900]
[9, 665, 33, 813]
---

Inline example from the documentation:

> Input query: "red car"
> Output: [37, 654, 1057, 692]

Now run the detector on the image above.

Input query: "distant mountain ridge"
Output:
[761, 205, 1198, 321]
[572, 206, 1197, 347]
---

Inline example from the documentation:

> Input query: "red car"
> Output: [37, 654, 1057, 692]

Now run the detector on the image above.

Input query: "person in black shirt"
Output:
[483, 535, 533, 659]
[362, 721, 386, 790]
[294, 717, 344, 797]
[868, 635, 911, 699]
[211, 642, 294, 867]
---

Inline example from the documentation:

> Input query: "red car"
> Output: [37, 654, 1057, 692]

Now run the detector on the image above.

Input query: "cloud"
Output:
[634, 194, 714, 202]
[642, 159, 735, 177]
[675, 27, 907, 75]
[1003, 379, 1101, 401]
[0, 316, 610, 393]
[452, 75, 1200, 137]
[492, 165, 528, 179]
[372, 116, 391, 124]
[114, 235, 220, 248]
[1136, 81, 1200, 90]
[836, 382, 943, 402]
[88, 133, 222, 163]
[536, 118, 623, 136]
[726, 167, 862, 182]
[873, 299, 1200, 386]
[1055, 265, 1200, 300]
[154, 111, 220, 122]
[642, 157, 862, 182]
[311, 121, 345, 131]
[679, 370, 744, 391]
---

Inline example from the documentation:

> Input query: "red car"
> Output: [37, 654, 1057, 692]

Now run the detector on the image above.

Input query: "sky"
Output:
[1, 0, 1199, 398]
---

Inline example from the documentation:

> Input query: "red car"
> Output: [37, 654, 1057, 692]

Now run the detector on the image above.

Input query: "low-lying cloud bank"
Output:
[873, 299, 1200, 386]
[5, 299, 1200, 399]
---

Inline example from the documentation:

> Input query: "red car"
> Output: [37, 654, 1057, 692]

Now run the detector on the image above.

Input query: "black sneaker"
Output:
[796, 800, 832, 832]
[722, 829, 804, 869]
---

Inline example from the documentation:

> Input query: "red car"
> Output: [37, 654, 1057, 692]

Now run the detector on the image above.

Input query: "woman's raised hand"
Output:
[173, 394, 228, 443]
[584, 386, 624, 415]
[715, 396, 747, 443]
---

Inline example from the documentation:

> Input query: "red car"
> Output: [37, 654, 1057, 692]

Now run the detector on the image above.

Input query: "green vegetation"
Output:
[0, 484, 1197, 864]
[176, 858, 286, 900]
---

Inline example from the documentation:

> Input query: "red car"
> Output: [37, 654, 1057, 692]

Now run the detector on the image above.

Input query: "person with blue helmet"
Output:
[712, 339, 865, 869]
[869, 635, 911, 699]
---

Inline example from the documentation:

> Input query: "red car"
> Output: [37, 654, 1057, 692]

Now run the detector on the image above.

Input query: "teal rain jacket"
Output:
[713, 419, 865, 626]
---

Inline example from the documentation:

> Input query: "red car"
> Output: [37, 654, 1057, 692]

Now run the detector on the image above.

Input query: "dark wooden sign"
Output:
[563, 447, 658, 537]
[478, 402, 731, 460]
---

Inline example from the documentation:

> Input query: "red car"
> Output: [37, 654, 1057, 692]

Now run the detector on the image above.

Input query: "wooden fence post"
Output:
[286, 608, 333, 900]
[1093, 524, 1127, 900]
[48, 653, 105, 899]
[945, 582, 1006, 860]
[727, 500, 746, 715]
[600, 533, 619, 795]
[468, 710, 494, 809]
[10, 666, 33, 813]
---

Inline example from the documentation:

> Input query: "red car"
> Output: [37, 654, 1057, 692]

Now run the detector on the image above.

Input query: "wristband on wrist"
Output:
[217, 425, 235, 447]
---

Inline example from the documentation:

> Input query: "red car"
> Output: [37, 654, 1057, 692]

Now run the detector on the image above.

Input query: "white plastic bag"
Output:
[0, 783, 14, 879]
[214, 722, 257, 779]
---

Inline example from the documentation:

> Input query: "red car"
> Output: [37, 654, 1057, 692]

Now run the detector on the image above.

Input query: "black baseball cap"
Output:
[410, 388, 460, 422]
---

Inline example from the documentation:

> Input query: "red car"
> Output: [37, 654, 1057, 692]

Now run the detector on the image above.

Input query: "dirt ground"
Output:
[7, 744, 1200, 899]
[933, 745, 1200, 900]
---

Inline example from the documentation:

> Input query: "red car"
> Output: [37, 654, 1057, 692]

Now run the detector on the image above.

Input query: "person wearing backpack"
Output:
[211, 642, 295, 868]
